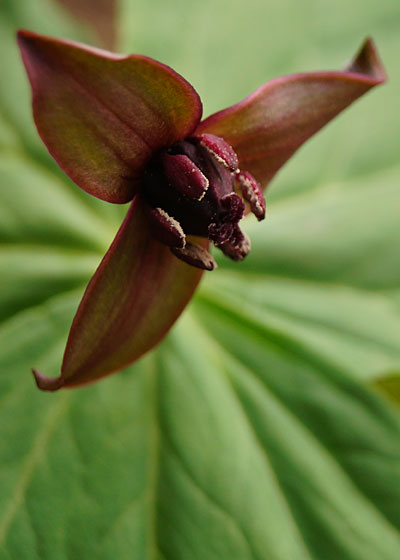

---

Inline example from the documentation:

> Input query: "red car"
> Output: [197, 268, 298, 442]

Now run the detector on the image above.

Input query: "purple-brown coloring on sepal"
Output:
[33, 368, 64, 391]
[17, 31, 387, 390]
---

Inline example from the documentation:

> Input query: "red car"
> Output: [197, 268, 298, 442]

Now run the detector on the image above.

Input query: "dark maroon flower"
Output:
[17, 31, 386, 390]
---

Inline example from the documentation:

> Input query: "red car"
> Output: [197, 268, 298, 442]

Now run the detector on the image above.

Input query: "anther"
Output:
[171, 242, 217, 271]
[195, 133, 239, 172]
[162, 153, 209, 200]
[146, 206, 186, 248]
[236, 171, 266, 221]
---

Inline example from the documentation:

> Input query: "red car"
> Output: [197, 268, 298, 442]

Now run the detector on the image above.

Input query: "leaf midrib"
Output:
[0, 393, 72, 547]
[203, 279, 400, 358]
[189, 312, 400, 558]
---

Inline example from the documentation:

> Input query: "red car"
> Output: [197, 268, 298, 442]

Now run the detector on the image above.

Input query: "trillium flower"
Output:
[17, 30, 386, 391]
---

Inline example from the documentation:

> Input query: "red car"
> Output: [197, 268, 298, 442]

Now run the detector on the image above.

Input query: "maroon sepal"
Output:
[31, 197, 205, 390]
[17, 30, 203, 203]
[197, 39, 387, 191]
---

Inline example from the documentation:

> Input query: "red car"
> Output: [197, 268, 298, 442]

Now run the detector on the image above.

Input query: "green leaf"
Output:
[1, 0, 400, 558]
[373, 374, 400, 408]
[1, 298, 400, 559]
[0, 0, 93, 162]
[203, 269, 400, 384]
[236, 165, 400, 290]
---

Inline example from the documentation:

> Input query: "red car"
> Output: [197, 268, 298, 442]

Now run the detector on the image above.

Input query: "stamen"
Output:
[195, 133, 239, 172]
[236, 171, 266, 221]
[146, 206, 186, 248]
[171, 242, 217, 271]
[142, 133, 258, 270]
[162, 153, 209, 200]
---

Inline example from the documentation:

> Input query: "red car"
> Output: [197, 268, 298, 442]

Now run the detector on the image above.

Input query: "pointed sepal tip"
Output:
[32, 369, 64, 392]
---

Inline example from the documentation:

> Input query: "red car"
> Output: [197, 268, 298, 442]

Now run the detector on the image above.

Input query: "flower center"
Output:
[141, 133, 265, 270]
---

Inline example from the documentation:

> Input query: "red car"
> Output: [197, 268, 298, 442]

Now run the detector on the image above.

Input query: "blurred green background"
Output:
[1, 0, 400, 558]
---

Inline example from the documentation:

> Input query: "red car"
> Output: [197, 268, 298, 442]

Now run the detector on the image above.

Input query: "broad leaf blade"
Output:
[234, 165, 400, 290]
[1, 0, 400, 558]
[373, 374, 400, 408]
[0, 0, 93, 161]
[204, 271, 400, 383]
[1, 299, 400, 559]
[190, 296, 400, 558]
